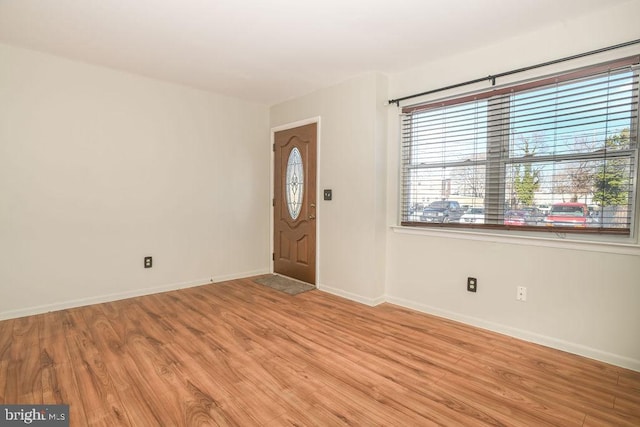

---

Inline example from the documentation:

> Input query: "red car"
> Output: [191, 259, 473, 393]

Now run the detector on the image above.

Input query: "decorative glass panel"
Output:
[286, 147, 304, 220]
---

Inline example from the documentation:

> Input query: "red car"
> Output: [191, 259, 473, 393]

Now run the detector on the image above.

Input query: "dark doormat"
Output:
[253, 274, 315, 296]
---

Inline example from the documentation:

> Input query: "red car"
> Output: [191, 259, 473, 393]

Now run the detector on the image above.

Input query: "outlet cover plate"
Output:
[467, 277, 477, 292]
[517, 286, 527, 301]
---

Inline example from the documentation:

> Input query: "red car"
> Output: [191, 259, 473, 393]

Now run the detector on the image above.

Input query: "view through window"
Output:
[401, 58, 639, 235]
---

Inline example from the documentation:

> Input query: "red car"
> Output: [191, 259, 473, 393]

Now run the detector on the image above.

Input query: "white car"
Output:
[459, 207, 485, 224]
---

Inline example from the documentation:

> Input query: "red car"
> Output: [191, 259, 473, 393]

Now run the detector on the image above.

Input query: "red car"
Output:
[544, 202, 591, 227]
[504, 210, 527, 226]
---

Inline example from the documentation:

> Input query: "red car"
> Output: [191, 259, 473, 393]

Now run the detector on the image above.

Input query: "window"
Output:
[401, 57, 639, 235]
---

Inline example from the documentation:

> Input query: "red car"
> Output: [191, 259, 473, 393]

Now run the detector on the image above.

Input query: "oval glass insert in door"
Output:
[285, 147, 304, 220]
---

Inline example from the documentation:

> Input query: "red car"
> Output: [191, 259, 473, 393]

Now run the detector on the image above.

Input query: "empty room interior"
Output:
[1, 0, 640, 425]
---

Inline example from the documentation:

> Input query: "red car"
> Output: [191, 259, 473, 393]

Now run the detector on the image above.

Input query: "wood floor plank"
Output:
[618, 367, 640, 390]
[432, 370, 584, 426]
[43, 311, 85, 417]
[83, 304, 183, 426]
[7, 315, 42, 404]
[40, 310, 88, 424]
[0, 277, 638, 426]
[459, 352, 616, 412]
[614, 394, 640, 417]
[61, 309, 132, 426]
[0, 317, 14, 404]
[583, 411, 640, 427]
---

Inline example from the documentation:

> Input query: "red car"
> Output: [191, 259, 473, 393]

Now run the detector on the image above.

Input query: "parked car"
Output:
[521, 206, 545, 225]
[459, 207, 484, 224]
[544, 202, 591, 228]
[537, 204, 551, 215]
[504, 210, 527, 226]
[408, 203, 425, 215]
[420, 200, 463, 223]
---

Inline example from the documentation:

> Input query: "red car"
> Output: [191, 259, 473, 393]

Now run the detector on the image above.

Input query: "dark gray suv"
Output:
[420, 200, 463, 223]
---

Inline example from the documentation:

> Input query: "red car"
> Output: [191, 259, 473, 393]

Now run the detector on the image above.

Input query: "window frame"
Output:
[399, 56, 640, 239]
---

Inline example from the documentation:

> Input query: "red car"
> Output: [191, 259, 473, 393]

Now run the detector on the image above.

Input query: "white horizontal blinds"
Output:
[505, 69, 638, 230]
[401, 100, 487, 222]
[401, 60, 639, 233]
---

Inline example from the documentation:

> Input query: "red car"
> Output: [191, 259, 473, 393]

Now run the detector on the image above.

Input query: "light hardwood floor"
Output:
[1, 277, 639, 426]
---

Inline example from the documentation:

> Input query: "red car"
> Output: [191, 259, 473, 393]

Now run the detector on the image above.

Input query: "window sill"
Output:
[391, 225, 640, 256]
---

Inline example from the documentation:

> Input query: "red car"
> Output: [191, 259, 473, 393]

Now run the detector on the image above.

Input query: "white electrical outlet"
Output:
[516, 286, 527, 301]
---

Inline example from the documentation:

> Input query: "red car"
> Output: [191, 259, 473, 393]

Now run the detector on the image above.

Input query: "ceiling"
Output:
[0, 0, 631, 105]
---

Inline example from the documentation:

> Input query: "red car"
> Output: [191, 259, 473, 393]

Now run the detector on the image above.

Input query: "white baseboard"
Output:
[317, 283, 385, 307]
[385, 294, 640, 373]
[0, 268, 269, 321]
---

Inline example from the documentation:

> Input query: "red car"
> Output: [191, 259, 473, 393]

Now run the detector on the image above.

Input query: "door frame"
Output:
[270, 117, 321, 286]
